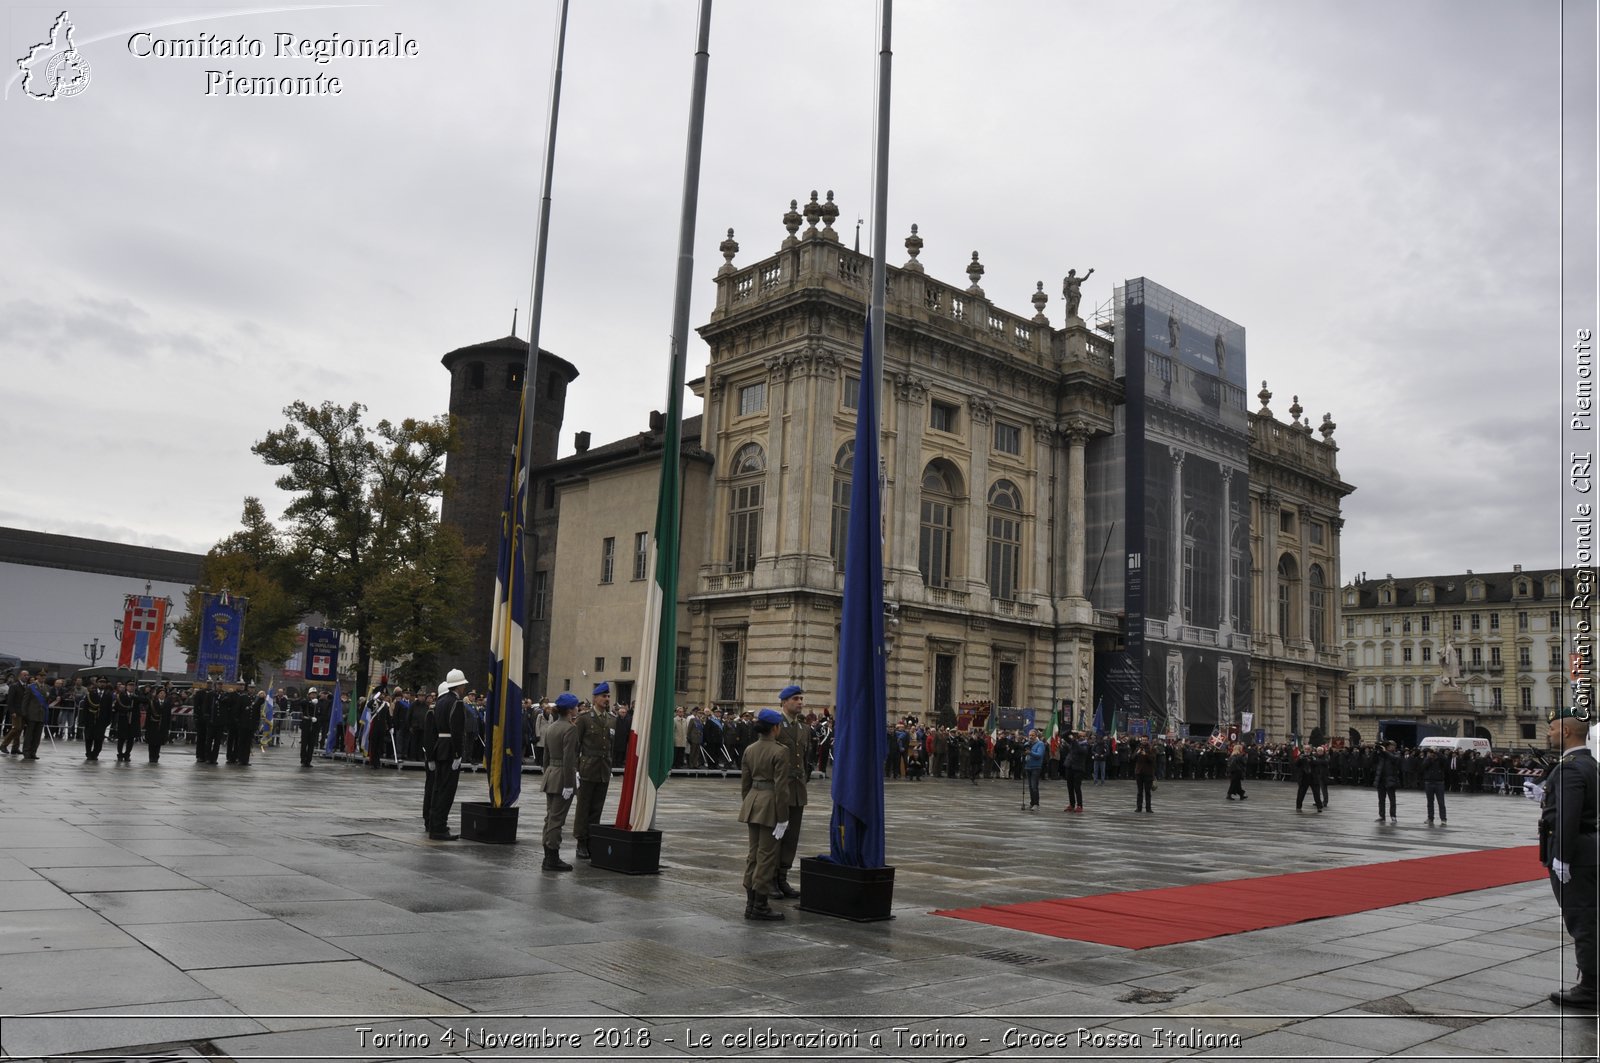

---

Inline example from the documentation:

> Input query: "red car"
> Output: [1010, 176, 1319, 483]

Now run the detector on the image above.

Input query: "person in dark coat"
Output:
[423, 671, 468, 841]
[1375, 740, 1402, 822]
[1422, 749, 1448, 824]
[82, 677, 110, 761]
[1538, 705, 1598, 1010]
[1294, 746, 1321, 811]
[1227, 743, 1249, 802]
[1062, 732, 1089, 812]
[297, 688, 320, 766]
[145, 684, 173, 762]
[111, 682, 139, 763]
[1133, 740, 1156, 813]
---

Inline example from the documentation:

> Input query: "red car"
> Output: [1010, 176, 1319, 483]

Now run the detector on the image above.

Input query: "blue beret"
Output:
[593, 681, 610, 696]
[779, 685, 803, 701]
[756, 708, 785, 726]
[554, 692, 580, 710]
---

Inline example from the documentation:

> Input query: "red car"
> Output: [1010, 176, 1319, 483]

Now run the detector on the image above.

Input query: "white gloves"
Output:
[425, 760, 434, 772]
[576, 772, 583, 786]
[561, 786, 574, 800]
[1553, 859, 1572, 884]
[773, 821, 789, 840]
[1525, 781, 1545, 803]
[451, 758, 462, 771]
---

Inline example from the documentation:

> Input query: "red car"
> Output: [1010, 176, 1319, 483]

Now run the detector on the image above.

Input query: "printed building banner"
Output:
[117, 594, 169, 671]
[194, 593, 244, 683]
[303, 627, 340, 683]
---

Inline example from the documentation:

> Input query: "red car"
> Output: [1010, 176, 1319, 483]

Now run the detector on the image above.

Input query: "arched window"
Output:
[830, 441, 854, 571]
[919, 461, 962, 589]
[986, 480, 1023, 600]
[1182, 509, 1217, 626]
[1309, 564, 1327, 649]
[727, 443, 765, 573]
[1277, 553, 1300, 640]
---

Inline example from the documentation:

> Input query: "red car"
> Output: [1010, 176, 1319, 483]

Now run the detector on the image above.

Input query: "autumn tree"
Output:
[174, 497, 300, 683]
[252, 400, 467, 696]
[365, 521, 478, 690]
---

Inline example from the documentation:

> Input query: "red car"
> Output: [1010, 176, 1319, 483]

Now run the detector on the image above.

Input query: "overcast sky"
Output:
[0, 0, 1587, 584]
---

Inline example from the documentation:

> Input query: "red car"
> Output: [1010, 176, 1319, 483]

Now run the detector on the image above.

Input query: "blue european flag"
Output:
[829, 318, 888, 869]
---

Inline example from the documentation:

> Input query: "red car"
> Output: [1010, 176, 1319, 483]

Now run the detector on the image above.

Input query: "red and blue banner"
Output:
[117, 594, 168, 672]
[193, 592, 244, 682]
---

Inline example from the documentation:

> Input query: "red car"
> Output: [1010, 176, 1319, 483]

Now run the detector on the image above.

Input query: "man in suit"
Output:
[573, 682, 617, 861]
[739, 708, 791, 921]
[298, 687, 320, 766]
[5, 671, 49, 760]
[1538, 704, 1598, 1010]
[423, 671, 468, 841]
[1375, 740, 1402, 823]
[541, 692, 580, 871]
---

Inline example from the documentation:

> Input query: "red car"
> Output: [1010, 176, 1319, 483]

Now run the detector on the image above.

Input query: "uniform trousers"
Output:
[573, 774, 609, 844]
[543, 791, 574, 848]
[114, 721, 136, 760]
[744, 823, 781, 895]
[1135, 776, 1154, 811]
[1552, 865, 1598, 984]
[424, 759, 459, 835]
[776, 804, 806, 873]
[83, 717, 105, 760]
[1065, 768, 1084, 808]
[1295, 777, 1320, 809]
[1377, 786, 1397, 819]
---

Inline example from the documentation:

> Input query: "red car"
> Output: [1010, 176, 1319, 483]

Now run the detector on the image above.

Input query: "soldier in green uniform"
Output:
[1537, 703, 1598, 1010]
[573, 682, 616, 860]
[772, 684, 811, 900]
[739, 708, 791, 921]
[541, 692, 580, 871]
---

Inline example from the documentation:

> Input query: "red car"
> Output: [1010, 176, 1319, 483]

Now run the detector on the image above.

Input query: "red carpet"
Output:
[934, 846, 1544, 949]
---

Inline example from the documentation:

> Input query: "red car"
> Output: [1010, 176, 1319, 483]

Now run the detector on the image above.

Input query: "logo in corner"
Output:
[17, 10, 92, 100]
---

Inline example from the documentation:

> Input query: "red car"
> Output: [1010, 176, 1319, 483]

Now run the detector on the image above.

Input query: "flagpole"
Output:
[617, 0, 714, 840]
[870, 0, 892, 375]
[520, 0, 571, 529]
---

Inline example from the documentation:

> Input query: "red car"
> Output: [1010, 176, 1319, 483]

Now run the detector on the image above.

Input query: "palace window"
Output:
[986, 480, 1023, 601]
[1519, 645, 1532, 668]
[1417, 583, 1433, 603]
[1521, 686, 1533, 709]
[1470, 613, 1481, 632]
[919, 461, 961, 589]
[727, 443, 766, 573]
[1308, 522, 1324, 546]
[930, 401, 958, 433]
[994, 421, 1022, 456]
[717, 640, 741, 703]
[842, 375, 860, 411]
[1402, 647, 1413, 664]
[1452, 614, 1463, 632]
[1277, 554, 1300, 640]
[675, 646, 691, 693]
[1421, 616, 1431, 633]
[1309, 565, 1328, 649]
[600, 537, 615, 584]
[1422, 645, 1433, 663]
[532, 570, 548, 621]
[1519, 611, 1529, 631]
[830, 442, 854, 571]
[1490, 612, 1500, 631]
[633, 532, 649, 581]
[738, 382, 767, 417]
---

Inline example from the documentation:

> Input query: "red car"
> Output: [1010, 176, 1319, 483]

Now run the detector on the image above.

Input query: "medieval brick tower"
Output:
[440, 333, 578, 687]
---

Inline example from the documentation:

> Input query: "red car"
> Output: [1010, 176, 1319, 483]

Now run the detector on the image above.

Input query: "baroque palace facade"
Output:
[500, 194, 1352, 739]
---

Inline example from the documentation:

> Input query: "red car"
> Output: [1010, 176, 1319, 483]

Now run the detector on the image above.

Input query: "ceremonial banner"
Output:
[193, 593, 244, 682]
[485, 401, 527, 808]
[304, 627, 340, 683]
[117, 594, 168, 671]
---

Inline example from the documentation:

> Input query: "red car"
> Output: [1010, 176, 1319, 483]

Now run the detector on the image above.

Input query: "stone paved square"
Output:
[0, 750, 1595, 1062]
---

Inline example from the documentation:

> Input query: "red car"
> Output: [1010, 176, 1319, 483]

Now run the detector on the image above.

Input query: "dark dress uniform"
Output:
[1538, 724, 1598, 1008]
[145, 690, 172, 762]
[367, 699, 393, 768]
[192, 688, 217, 764]
[112, 688, 139, 762]
[423, 687, 466, 840]
[82, 683, 110, 761]
[1134, 744, 1156, 812]
[1294, 751, 1320, 810]
[298, 694, 320, 765]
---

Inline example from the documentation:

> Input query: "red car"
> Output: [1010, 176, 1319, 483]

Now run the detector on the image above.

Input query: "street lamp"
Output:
[83, 637, 105, 668]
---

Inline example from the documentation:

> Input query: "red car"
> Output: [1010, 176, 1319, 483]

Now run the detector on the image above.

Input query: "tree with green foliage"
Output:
[174, 498, 300, 683]
[366, 521, 479, 691]
[251, 400, 466, 696]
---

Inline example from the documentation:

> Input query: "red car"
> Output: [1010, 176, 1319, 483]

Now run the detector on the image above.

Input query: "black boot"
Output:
[745, 891, 785, 921]
[575, 842, 591, 860]
[772, 873, 800, 900]
[543, 846, 573, 871]
[1550, 976, 1598, 1010]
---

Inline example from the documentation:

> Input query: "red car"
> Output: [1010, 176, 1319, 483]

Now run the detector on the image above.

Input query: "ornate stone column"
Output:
[1299, 503, 1314, 649]
[1030, 419, 1054, 603]
[761, 354, 789, 563]
[807, 348, 840, 569]
[892, 374, 928, 583]
[1261, 488, 1280, 640]
[1063, 419, 1091, 601]
[1218, 466, 1234, 635]
[967, 397, 994, 595]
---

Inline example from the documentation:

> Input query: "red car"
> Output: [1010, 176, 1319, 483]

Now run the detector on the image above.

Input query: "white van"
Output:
[1419, 736, 1491, 755]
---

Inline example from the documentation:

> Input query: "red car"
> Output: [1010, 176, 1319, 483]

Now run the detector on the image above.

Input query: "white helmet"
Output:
[437, 681, 450, 696]
[444, 668, 469, 689]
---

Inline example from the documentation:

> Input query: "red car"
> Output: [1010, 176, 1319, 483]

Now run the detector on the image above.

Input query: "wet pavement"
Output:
[0, 739, 1594, 1062]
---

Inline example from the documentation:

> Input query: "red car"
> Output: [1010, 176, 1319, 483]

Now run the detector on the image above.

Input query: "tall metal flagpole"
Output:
[521, 0, 572, 523]
[870, 0, 892, 368]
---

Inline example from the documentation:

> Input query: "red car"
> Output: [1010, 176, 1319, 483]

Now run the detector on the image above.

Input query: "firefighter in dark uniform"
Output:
[145, 684, 173, 762]
[423, 670, 468, 840]
[772, 684, 811, 900]
[82, 678, 110, 761]
[111, 682, 139, 762]
[1538, 703, 1598, 1010]
[573, 682, 616, 861]
[298, 687, 320, 766]
[238, 687, 263, 765]
[220, 685, 246, 764]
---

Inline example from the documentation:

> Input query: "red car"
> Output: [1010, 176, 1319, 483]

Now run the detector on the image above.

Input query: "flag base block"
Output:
[588, 826, 661, 875]
[798, 857, 895, 922]
[460, 802, 519, 844]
